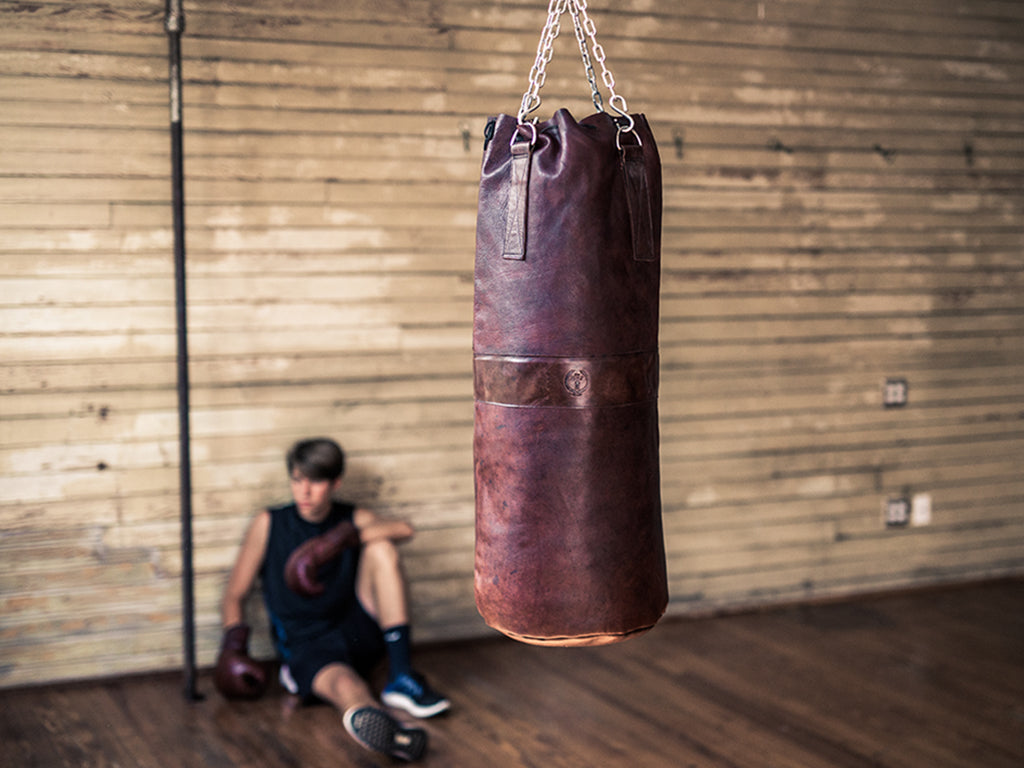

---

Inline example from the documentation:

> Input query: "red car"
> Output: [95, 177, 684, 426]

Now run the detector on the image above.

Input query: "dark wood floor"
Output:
[2, 579, 1022, 768]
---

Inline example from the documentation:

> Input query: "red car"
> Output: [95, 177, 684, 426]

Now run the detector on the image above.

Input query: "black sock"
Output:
[383, 624, 412, 681]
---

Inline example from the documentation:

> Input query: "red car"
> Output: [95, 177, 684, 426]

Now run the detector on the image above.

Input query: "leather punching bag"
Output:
[472, 105, 668, 646]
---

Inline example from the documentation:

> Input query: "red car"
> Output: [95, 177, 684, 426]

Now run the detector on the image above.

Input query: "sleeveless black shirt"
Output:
[260, 500, 360, 659]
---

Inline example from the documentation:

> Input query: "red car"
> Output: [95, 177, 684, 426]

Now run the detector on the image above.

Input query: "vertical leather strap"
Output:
[502, 141, 531, 260]
[621, 144, 655, 262]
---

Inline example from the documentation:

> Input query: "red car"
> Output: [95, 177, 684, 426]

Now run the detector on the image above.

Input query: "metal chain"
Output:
[518, 0, 633, 123]
[518, 0, 569, 123]
[568, 0, 603, 113]
[572, 0, 629, 119]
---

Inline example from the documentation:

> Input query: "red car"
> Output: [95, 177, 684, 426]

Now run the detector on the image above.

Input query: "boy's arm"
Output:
[284, 508, 413, 597]
[221, 509, 271, 628]
[353, 507, 414, 543]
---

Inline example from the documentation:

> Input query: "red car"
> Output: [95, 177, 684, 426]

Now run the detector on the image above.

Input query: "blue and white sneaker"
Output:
[382, 672, 451, 718]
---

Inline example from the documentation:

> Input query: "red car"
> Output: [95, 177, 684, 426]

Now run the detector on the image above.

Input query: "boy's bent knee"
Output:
[362, 538, 400, 568]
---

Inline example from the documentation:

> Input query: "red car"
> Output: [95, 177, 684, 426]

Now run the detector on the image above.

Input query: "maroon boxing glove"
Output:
[213, 623, 268, 700]
[284, 519, 360, 596]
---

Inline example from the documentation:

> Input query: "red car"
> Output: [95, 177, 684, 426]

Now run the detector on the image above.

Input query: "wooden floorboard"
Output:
[1, 580, 1021, 768]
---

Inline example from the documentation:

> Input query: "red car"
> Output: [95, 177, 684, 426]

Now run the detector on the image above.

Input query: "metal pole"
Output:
[165, 0, 201, 702]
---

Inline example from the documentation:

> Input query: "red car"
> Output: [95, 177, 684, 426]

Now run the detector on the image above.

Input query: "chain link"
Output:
[517, 0, 631, 128]
[569, 1, 603, 113]
[518, 0, 569, 123]
[575, 0, 629, 119]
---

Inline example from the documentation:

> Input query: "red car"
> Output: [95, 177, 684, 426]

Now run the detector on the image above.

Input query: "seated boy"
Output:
[216, 437, 449, 762]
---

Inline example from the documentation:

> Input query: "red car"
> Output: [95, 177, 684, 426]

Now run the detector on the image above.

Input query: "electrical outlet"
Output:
[884, 497, 910, 527]
[883, 378, 909, 408]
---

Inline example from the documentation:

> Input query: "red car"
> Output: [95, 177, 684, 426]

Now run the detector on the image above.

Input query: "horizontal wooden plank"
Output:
[663, 479, 1024, 533]
[3, 243, 1018, 281]
[4, 264, 1018, 308]
[667, 549, 1024, 616]
[8, 295, 1020, 337]
[661, 266, 1022, 296]
[6, 361, 1020, 436]
[0, 463, 475, 513]
[0, 398, 471, 452]
[661, 386, 1024, 431]
[0, 203, 112, 229]
[0, 269, 472, 301]
[678, 530, 1024, 588]
[3, 291, 1021, 339]
[677, 552, 1019, 606]
[7, 140, 1023, 189]
[442, 0, 1024, 39]
[668, 530, 1024, 586]
[449, 23, 1024, 73]
[663, 422, 1024, 472]
[0, 329, 473, 364]
[0, 481, 476, 531]
[662, 441, 1024, 499]
[0, 299, 472, 334]
[0, 3, 448, 46]
[0, 348, 471, 392]
[7, 354, 1020, 415]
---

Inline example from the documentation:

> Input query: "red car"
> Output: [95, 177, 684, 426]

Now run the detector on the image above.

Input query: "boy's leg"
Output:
[311, 662, 376, 712]
[313, 662, 427, 763]
[355, 539, 451, 718]
[355, 538, 409, 629]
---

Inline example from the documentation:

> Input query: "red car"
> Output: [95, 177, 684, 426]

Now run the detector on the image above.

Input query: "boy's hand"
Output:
[214, 623, 268, 699]
[284, 519, 361, 596]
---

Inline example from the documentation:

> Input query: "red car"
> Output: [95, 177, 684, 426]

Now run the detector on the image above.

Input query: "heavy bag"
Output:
[472, 0, 668, 647]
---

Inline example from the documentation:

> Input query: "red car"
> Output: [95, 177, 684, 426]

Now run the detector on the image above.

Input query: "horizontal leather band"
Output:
[474, 352, 658, 408]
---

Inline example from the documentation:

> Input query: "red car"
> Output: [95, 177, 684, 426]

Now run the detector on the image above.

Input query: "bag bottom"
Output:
[491, 621, 659, 647]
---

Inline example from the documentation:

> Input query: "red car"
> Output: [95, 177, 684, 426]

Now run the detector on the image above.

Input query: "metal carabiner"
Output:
[616, 123, 643, 151]
[510, 119, 539, 149]
[609, 94, 640, 150]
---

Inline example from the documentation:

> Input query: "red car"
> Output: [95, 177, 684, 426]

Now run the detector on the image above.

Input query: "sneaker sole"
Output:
[278, 664, 299, 695]
[343, 706, 427, 762]
[381, 690, 452, 719]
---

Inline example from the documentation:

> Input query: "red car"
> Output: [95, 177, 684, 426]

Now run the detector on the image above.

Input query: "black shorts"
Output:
[285, 601, 386, 701]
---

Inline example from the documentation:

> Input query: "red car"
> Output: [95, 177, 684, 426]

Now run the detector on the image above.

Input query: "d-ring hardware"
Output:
[511, 120, 538, 149]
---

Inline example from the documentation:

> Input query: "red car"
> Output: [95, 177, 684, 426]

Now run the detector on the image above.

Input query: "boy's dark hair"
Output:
[286, 437, 345, 482]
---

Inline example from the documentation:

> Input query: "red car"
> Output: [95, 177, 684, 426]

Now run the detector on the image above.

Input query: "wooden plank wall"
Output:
[1, 0, 1022, 688]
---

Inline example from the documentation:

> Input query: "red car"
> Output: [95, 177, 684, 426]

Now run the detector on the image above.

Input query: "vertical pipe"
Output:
[165, 0, 200, 702]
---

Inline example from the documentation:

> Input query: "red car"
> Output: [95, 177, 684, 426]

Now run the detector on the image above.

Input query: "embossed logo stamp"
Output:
[564, 369, 589, 397]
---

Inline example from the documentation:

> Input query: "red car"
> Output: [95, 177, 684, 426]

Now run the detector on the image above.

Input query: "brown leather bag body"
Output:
[472, 78, 668, 643]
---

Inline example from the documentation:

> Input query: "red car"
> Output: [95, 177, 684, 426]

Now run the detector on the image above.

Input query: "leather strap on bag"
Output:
[621, 142, 655, 262]
[502, 137, 532, 260]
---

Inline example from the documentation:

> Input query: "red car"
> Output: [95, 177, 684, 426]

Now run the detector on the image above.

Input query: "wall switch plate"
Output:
[911, 493, 932, 526]
[883, 378, 909, 407]
[884, 497, 911, 527]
